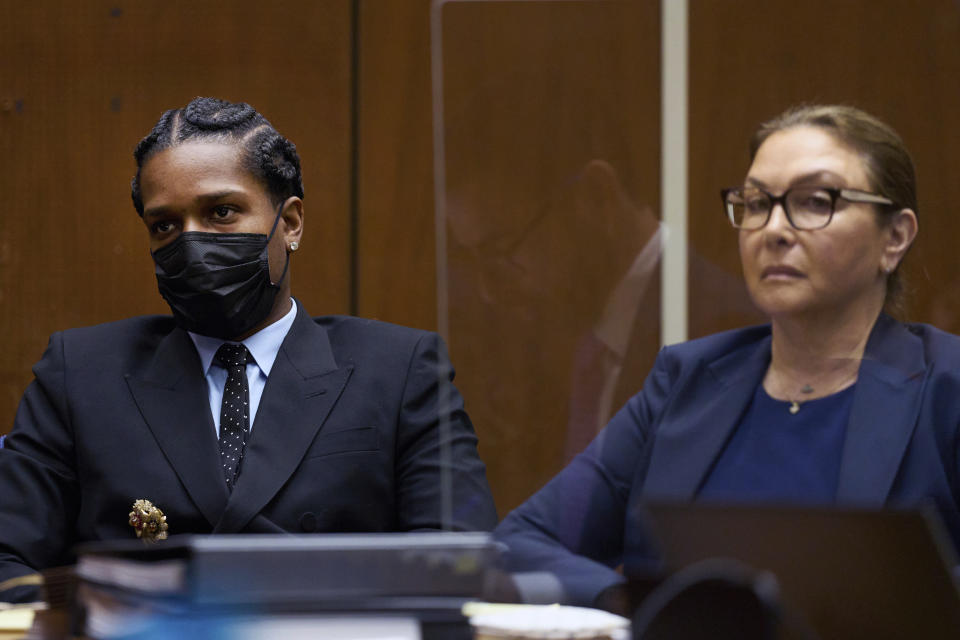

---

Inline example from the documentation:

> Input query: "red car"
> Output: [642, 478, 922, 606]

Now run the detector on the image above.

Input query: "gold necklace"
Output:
[788, 384, 815, 414]
[787, 380, 859, 415]
[770, 365, 859, 415]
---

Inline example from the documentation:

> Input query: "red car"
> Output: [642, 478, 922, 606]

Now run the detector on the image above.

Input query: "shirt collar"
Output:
[189, 298, 298, 375]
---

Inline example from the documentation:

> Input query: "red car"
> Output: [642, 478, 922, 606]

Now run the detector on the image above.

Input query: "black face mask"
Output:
[152, 204, 289, 339]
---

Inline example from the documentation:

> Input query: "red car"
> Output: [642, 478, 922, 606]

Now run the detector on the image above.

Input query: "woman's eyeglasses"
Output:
[721, 185, 895, 230]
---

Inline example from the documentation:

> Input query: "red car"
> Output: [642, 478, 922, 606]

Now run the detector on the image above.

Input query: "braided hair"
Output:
[131, 97, 304, 215]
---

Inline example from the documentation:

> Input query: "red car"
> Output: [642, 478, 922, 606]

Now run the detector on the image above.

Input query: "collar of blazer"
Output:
[641, 313, 929, 507]
[125, 300, 352, 532]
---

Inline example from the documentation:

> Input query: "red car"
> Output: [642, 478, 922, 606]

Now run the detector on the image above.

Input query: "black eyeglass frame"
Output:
[720, 185, 896, 230]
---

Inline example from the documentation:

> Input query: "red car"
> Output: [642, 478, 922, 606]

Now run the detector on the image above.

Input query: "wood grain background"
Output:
[2, 0, 959, 517]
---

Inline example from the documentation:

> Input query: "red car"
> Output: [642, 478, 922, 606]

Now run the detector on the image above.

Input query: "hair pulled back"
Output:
[131, 97, 304, 215]
[749, 104, 917, 316]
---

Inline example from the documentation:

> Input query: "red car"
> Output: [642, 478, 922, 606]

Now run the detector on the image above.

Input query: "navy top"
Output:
[698, 383, 856, 504]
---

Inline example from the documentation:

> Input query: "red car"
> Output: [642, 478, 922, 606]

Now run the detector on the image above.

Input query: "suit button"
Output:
[299, 512, 318, 532]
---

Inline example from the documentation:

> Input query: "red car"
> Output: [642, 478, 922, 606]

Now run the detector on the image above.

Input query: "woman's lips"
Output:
[761, 265, 804, 279]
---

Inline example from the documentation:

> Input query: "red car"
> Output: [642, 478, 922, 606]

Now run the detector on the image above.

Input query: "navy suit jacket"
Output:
[0, 304, 497, 598]
[495, 314, 960, 605]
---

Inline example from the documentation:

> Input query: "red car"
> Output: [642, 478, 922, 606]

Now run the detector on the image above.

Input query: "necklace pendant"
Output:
[789, 401, 800, 414]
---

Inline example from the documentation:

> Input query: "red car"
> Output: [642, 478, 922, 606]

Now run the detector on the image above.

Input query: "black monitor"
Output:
[635, 502, 960, 639]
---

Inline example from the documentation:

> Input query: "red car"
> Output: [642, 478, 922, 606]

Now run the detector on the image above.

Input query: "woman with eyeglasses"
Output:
[493, 105, 960, 610]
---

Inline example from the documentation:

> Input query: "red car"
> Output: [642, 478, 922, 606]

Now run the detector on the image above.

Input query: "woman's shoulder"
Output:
[900, 320, 960, 364]
[865, 315, 960, 379]
[661, 323, 772, 363]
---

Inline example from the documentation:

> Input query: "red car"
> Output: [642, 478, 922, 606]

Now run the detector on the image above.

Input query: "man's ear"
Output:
[281, 197, 304, 248]
[881, 208, 918, 273]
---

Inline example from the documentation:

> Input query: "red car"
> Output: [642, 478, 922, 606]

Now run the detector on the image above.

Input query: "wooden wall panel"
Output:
[0, 1, 353, 434]
[439, 1, 661, 515]
[356, 0, 437, 331]
[359, 0, 960, 517]
[688, 0, 960, 335]
[11, 0, 958, 519]
[359, 0, 661, 514]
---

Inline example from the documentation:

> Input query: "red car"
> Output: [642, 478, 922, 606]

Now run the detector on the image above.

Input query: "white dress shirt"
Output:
[188, 299, 298, 437]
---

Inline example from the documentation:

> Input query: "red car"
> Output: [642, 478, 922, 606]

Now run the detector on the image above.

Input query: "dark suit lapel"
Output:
[125, 328, 228, 528]
[214, 306, 351, 533]
[643, 334, 771, 500]
[836, 315, 928, 506]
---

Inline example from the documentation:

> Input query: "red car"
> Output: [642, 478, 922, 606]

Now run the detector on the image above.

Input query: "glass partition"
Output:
[433, 0, 665, 513]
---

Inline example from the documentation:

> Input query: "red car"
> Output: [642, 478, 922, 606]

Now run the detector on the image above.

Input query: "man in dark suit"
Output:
[0, 98, 497, 602]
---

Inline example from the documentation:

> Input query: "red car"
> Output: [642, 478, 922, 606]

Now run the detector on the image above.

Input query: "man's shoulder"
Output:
[60, 315, 178, 343]
[304, 315, 445, 380]
[53, 315, 180, 366]
[311, 314, 435, 346]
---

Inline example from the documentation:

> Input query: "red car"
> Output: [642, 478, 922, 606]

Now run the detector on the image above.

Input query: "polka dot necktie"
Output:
[215, 343, 252, 490]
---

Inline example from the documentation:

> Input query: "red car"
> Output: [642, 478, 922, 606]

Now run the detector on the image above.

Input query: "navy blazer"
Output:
[495, 314, 960, 605]
[0, 304, 497, 598]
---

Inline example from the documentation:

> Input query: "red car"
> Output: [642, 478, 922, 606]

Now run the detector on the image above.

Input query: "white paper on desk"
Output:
[233, 615, 421, 640]
[0, 606, 38, 632]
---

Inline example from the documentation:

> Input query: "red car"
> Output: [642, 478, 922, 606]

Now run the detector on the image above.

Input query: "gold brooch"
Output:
[128, 499, 168, 542]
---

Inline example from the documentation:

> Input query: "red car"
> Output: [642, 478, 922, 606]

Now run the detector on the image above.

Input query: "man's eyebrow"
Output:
[142, 190, 247, 219]
[195, 190, 245, 203]
[142, 207, 168, 221]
